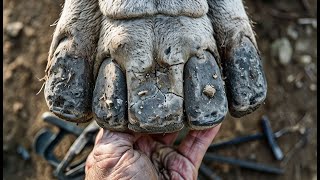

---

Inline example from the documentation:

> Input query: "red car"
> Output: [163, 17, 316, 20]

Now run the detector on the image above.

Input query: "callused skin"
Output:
[44, 0, 267, 133]
[85, 123, 221, 180]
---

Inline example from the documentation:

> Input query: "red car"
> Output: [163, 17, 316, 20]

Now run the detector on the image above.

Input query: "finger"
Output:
[208, 0, 267, 117]
[92, 58, 128, 131]
[44, 0, 102, 122]
[94, 128, 104, 145]
[184, 51, 228, 130]
[150, 132, 179, 145]
[85, 150, 95, 173]
[84, 128, 103, 173]
[177, 124, 221, 169]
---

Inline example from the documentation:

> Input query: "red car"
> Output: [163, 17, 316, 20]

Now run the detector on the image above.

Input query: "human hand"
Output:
[85, 124, 221, 179]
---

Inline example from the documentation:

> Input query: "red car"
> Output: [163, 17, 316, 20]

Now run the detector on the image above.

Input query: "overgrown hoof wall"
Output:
[128, 83, 184, 133]
[223, 37, 267, 118]
[44, 51, 93, 123]
[92, 59, 128, 131]
[184, 51, 228, 130]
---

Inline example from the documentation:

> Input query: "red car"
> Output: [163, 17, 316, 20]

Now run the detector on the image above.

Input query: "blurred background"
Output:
[3, 0, 317, 179]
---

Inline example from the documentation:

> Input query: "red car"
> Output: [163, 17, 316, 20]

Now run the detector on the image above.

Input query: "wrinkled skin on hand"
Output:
[44, 0, 267, 133]
[85, 124, 221, 179]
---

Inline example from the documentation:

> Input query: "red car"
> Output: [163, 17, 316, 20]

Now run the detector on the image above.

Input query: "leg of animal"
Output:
[208, 0, 267, 117]
[44, 0, 102, 122]
[44, 0, 267, 133]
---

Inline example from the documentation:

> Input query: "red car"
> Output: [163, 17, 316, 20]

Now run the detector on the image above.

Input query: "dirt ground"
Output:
[3, 0, 317, 179]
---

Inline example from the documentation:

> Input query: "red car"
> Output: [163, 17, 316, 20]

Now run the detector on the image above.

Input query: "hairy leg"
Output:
[44, 0, 102, 122]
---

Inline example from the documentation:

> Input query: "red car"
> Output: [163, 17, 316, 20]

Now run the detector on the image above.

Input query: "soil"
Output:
[3, 0, 317, 179]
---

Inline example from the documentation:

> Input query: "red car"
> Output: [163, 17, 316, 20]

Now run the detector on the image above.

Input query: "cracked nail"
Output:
[184, 51, 227, 129]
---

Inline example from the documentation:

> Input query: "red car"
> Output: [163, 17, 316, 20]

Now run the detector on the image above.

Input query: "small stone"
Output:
[298, 55, 312, 65]
[299, 127, 306, 135]
[203, 85, 216, 98]
[309, 84, 317, 91]
[4, 41, 12, 52]
[271, 38, 293, 65]
[13, 102, 23, 113]
[6, 21, 24, 37]
[105, 100, 113, 109]
[287, 74, 295, 83]
[24, 26, 35, 37]
[295, 39, 310, 53]
[287, 25, 299, 40]
[138, 90, 148, 96]
[213, 74, 218, 79]
[116, 99, 123, 104]
[295, 81, 303, 88]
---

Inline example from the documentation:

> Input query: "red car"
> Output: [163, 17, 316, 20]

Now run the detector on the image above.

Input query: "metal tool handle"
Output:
[261, 116, 284, 160]
[204, 153, 285, 175]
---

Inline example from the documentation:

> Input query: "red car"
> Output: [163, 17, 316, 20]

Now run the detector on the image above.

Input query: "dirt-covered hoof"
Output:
[43, 0, 267, 133]
[223, 37, 267, 117]
[184, 51, 227, 130]
[44, 49, 93, 122]
[92, 59, 128, 131]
